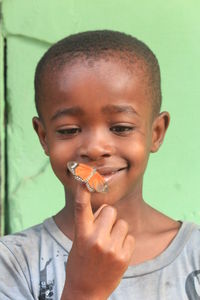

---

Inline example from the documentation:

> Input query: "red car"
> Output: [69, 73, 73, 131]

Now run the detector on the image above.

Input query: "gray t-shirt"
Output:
[0, 217, 199, 300]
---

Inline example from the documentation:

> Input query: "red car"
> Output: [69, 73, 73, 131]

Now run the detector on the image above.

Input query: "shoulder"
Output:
[0, 222, 47, 297]
[0, 218, 70, 299]
[0, 221, 44, 251]
[0, 216, 72, 263]
[183, 221, 200, 248]
[177, 221, 200, 267]
[0, 219, 51, 267]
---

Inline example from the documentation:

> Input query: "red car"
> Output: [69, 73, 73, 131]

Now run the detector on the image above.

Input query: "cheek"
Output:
[48, 142, 74, 183]
[125, 139, 150, 167]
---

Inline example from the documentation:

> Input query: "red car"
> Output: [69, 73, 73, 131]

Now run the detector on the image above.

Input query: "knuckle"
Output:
[117, 219, 128, 231]
[127, 234, 135, 246]
[103, 205, 117, 217]
[117, 253, 129, 266]
[93, 238, 104, 252]
[107, 246, 116, 258]
[75, 231, 89, 244]
[75, 199, 88, 212]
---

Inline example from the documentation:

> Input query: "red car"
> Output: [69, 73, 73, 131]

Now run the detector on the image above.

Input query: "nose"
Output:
[78, 128, 115, 161]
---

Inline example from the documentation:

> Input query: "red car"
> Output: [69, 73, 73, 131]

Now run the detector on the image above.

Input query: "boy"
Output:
[0, 30, 200, 300]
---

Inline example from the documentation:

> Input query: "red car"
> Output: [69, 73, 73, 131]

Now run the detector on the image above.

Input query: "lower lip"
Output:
[102, 168, 127, 184]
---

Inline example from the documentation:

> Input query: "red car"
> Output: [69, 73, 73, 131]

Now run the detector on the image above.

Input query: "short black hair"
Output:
[34, 30, 161, 117]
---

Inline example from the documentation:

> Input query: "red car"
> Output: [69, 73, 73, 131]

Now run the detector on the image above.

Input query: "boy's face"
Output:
[33, 58, 169, 209]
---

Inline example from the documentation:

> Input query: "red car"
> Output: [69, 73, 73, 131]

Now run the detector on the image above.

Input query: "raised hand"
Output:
[61, 184, 135, 300]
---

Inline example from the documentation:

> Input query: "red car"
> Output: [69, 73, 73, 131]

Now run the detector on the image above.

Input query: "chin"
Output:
[90, 190, 120, 211]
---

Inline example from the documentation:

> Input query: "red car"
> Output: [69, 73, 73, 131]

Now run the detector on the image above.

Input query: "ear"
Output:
[151, 112, 170, 153]
[32, 117, 49, 156]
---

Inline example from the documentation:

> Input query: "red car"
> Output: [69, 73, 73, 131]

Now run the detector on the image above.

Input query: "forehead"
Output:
[39, 58, 152, 120]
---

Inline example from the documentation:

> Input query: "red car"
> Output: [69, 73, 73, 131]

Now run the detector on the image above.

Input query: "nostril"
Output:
[80, 154, 88, 159]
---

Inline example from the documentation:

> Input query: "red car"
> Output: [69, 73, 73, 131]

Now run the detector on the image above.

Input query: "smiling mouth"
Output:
[97, 167, 127, 182]
[66, 162, 127, 186]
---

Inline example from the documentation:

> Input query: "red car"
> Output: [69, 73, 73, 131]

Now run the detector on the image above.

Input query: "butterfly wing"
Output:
[67, 161, 93, 183]
[67, 161, 108, 193]
[87, 171, 108, 193]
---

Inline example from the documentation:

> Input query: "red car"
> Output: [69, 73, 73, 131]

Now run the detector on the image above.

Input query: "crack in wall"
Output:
[10, 160, 49, 197]
[5, 32, 52, 47]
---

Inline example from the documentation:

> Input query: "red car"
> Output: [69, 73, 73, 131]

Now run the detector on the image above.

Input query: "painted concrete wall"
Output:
[0, 4, 5, 235]
[1, 0, 200, 233]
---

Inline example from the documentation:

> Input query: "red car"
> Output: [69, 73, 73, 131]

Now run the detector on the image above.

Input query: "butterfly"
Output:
[67, 161, 108, 193]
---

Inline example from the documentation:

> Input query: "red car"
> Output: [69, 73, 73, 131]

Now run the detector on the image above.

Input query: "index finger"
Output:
[74, 184, 94, 236]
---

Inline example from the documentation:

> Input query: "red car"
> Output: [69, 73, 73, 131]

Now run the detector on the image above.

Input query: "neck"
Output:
[54, 184, 152, 240]
[114, 193, 150, 235]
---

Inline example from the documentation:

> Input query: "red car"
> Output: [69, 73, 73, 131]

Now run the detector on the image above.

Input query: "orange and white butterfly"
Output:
[67, 161, 108, 193]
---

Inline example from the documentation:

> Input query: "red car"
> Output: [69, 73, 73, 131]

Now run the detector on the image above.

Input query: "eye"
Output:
[110, 125, 134, 136]
[56, 127, 81, 137]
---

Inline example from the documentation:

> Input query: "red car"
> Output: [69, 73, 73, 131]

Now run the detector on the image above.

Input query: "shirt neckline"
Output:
[43, 217, 198, 277]
[123, 221, 197, 278]
[44, 217, 73, 254]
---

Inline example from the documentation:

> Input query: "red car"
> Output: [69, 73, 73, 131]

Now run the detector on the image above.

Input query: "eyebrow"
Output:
[50, 106, 84, 121]
[51, 104, 138, 121]
[102, 104, 138, 115]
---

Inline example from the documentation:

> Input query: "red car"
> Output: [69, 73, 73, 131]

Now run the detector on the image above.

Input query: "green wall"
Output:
[1, 0, 200, 234]
[0, 5, 5, 235]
